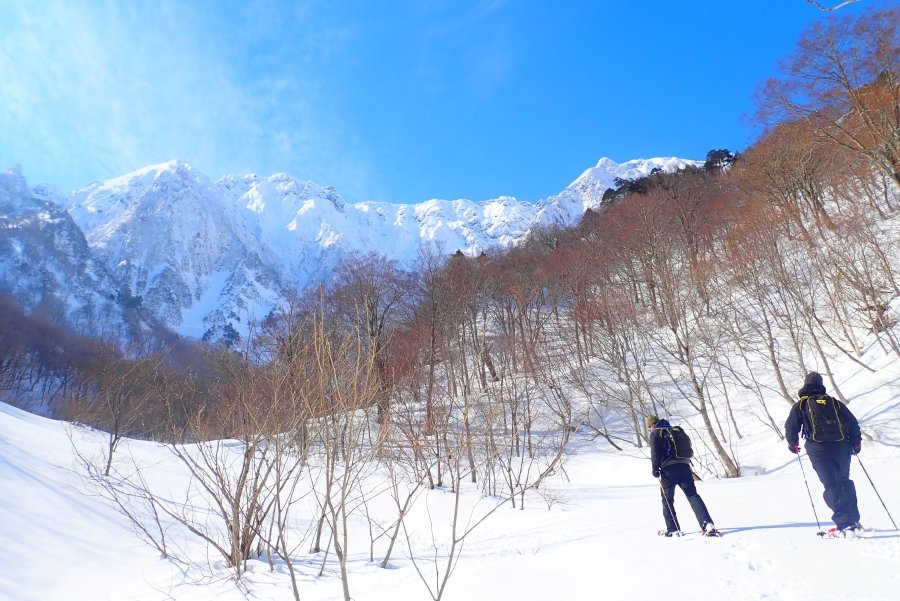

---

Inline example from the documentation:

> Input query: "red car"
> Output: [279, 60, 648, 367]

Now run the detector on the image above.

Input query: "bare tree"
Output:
[64, 343, 163, 475]
[401, 423, 509, 601]
[760, 7, 900, 189]
[327, 252, 415, 424]
[294, 298, 383, 601]
[805, 0, 863, 12]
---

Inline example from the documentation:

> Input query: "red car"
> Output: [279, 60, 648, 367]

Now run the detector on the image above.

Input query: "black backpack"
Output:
[658, 426, 694, 460]
[802, 395, 846, 442]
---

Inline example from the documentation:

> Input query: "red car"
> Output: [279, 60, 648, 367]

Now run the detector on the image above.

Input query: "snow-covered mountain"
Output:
[0, 166, 151, 341]
[1, 157, 698, 342]
[68, 162, 283, 341]
[531, 157, 700, 228]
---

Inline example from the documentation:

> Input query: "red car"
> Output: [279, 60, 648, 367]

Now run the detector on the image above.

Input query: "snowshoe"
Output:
[658, 529, 683, 537]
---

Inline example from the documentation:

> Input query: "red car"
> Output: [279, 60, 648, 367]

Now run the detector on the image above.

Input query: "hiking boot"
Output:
[827, 525, 857, 538]
[702, 522, 721, 537]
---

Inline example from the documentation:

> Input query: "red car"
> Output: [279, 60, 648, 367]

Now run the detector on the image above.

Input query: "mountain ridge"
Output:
[1, 156, 700, 342]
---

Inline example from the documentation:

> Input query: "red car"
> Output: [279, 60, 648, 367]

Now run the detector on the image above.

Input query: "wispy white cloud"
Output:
[410, 0, 515, 98]
[0, 0, 371, 195]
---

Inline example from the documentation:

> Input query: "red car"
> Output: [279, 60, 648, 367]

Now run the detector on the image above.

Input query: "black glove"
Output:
[652, 468, 660, 478]
[852, 442, 861, 455]
[788, 443, 801, 454]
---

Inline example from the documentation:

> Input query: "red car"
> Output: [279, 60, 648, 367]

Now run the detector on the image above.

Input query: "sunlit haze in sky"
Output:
[0, 0, 875, 203]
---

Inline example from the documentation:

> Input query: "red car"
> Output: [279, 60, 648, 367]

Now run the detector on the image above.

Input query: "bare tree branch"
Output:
[805, 0, 862, 12]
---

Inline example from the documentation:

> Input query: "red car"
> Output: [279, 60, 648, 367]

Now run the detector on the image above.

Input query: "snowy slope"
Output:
[1, 336, 899, 601]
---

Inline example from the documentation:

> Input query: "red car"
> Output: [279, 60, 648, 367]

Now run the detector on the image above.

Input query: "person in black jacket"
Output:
[785, 371, 862, 536]
[647, 415, 718, 536]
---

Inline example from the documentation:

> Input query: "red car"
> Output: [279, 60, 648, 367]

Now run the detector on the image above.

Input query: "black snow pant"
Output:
[805, 441, 860, 529]
[659, 463, 713, 532]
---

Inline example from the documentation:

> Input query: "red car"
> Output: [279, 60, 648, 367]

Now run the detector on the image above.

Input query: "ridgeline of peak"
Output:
[530, 157, 702, 229]
[0, 165, 34, 210]
[571, 157, 702, 192]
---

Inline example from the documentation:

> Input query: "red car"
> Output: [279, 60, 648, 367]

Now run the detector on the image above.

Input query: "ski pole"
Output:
[658, 477, 682, 535]
[795, 451, 825, 537]
[854, 454, 899, 531]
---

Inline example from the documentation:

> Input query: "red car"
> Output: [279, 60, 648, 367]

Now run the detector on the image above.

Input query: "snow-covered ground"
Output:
[3, 333, 900, 601]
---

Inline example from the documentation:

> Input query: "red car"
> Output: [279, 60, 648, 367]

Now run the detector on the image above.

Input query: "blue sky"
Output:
[0, 0, 875, 204]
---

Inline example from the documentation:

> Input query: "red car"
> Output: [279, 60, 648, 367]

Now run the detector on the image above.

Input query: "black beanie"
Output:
[799, 371, 826, 397]
[804, 372, 824, 387]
